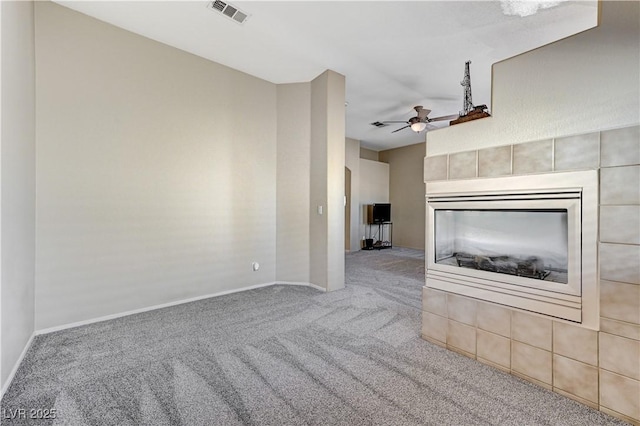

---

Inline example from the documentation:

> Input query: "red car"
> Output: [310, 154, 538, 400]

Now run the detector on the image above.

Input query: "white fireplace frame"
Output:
[425, 170, 599, 329]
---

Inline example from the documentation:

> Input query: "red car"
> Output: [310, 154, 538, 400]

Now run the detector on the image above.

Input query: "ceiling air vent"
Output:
[371, 122, 388, 128]
[207, 1, 250, 24]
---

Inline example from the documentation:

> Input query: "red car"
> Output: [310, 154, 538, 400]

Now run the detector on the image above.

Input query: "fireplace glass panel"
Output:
[434, 209, 568, 283]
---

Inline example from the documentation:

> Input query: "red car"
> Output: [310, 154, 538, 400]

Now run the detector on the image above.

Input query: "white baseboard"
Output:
[0, 281, 325, 399]
[308, 283, 327, 292]
[35, 281, 280, 335]
[1, 333, 35, 401]
[277, 281, 327, 292]
[35, 281, 326, 336]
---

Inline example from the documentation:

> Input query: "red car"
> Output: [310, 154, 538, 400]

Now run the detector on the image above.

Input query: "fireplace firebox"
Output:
[426, 170, 598, 329]
[435, 209, 569, 282]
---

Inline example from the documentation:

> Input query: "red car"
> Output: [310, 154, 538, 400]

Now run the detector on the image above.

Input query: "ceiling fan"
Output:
[384, 106, 459, 133]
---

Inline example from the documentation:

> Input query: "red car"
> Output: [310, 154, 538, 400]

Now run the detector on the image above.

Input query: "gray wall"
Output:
[360, 147, 379, 161]
[423, 125, 640, 422]
[358, 159, 390, 243]
[421, 3, 640, 420]
[427, 1, 639, 155]
[325, 71, 346, 292]
[33, 2, 347, 330]
[0, 0, 36, 389]
[345, 138, 361, 251]
[0, 0, 348, 390]
[276, 83, 311, 283]
[379, 143, 426, 249]
[309, 70, 345, 292]
[34, 2, 278, 330]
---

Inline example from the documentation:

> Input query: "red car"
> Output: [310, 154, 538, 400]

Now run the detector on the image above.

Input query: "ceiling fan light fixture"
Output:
[411, 122, 427, 133]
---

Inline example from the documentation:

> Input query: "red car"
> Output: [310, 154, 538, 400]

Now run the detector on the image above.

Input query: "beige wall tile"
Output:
[553, 322, 598, 366]
[554, 132, 599, 171]
[447, 319, 476, 355]
[599, 406, 640, 426]
[601, 125, 640, 167]
[478, 357, 510, 374]
[554, 388, 598, 411]
[423, 335, 446, 348]
[512, 139, 553, 175]
[600, 206, 640, 245]
[511, 371, 552, 390]
[600, 243, 640, 285]
[600, 318, 640, 341]
[600, 333, 640, 380]
[448, 345, 476, 360]
[423, 287, 448, 317]
[449, 151, 477, 180]
[447, 294, 477, 326]
[477, 301, 511, 337]
[422, 312, 448, 344]
[478, 145, 512, 177]
[600, 369, 640, 421]
[511, 341, 552, 385]
[511, 310, 552, 351]
[477, 329, 510, 369]
[601, 280, 640, 325]
[424, 155, 448, 182]
[601, 165, 640, 205]
[553, 355, 599, 403]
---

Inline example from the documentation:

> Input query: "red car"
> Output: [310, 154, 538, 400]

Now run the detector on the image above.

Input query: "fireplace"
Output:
[426, 170, 598, 329]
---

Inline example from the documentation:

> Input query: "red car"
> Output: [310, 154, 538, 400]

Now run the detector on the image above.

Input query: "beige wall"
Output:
[427, 1, 639, 156]
[34, 2, 278, 330]
[423, 125, 640, 424]
[358, 159, 389, 242]
[276, 83, 311, 283]
[345, 138, 361, 252]
[325, 71, 346, 291]
[1, 1, 36, 390]
[379, 143, 425, 250]
[360, 147, 378, 161]
[310, 70, 345, 291]
[422, 2, 640, 423]
[310, 74, 329, 288]
[346, 139, 392, 251]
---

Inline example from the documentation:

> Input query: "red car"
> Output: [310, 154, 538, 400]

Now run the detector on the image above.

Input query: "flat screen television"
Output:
[368, 203, 391, 223]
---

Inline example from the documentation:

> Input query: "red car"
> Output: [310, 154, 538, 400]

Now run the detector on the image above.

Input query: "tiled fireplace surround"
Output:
[422, 125, 640, 425]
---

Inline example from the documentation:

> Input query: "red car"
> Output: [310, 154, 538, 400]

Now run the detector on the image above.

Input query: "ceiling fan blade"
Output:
[382, 121, 410, 124]
[391, 125, 410, 133]
[429, 114, 460, 122]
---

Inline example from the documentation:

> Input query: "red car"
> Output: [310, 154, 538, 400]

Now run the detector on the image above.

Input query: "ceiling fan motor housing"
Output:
[380, 105, 458, 134]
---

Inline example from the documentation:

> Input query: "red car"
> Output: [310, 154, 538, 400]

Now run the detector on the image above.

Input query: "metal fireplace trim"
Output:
[428, 197, 581, 295]
[425, 170, 599, 329]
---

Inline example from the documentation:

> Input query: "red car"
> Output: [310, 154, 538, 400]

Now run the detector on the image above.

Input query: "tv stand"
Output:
[363, 222, 393, 250]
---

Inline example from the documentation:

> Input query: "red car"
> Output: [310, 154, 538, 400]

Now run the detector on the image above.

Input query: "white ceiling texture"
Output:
[55, 0, 597, 151]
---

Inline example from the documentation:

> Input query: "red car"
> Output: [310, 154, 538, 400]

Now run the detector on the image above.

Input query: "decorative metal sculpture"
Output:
[450, 60, 491, 125]
[460, 60, 474, 116]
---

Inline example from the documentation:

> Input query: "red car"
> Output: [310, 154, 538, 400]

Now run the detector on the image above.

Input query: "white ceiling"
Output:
[54, 0, 598, 151]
